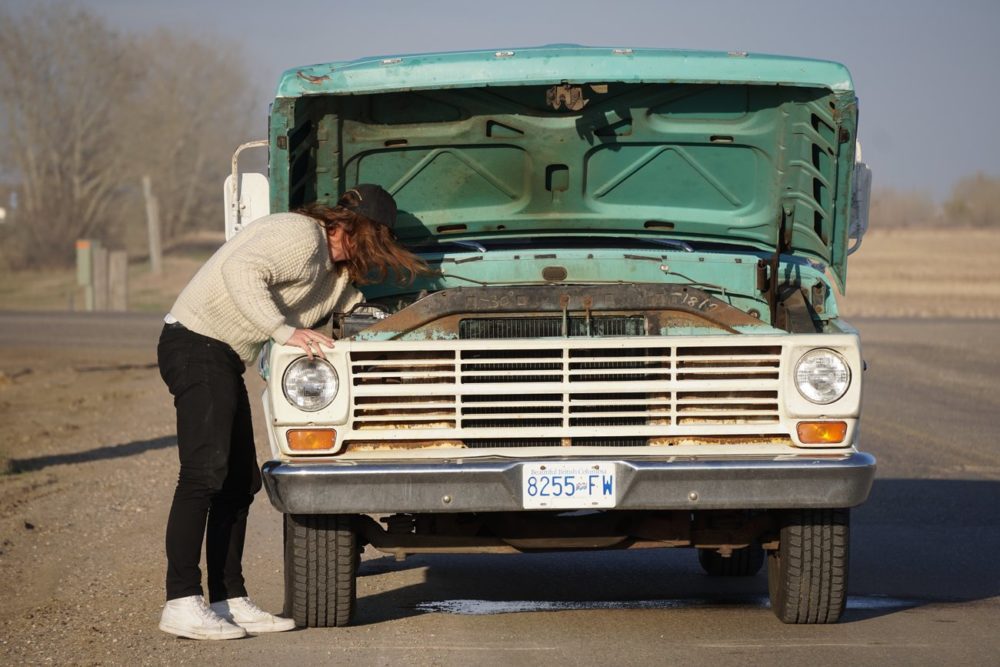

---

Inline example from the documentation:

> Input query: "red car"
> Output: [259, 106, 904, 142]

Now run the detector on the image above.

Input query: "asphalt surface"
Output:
[2, 312, 998, 665]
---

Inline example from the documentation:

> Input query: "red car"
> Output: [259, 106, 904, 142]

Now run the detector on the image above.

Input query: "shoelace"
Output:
[194, 598, 227, 624]
[231, 597, 267, 617]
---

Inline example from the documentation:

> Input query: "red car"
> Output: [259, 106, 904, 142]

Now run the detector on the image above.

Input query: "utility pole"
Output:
[142, 175, 162, 275]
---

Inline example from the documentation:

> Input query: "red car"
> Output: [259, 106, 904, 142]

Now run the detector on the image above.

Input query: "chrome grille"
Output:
[347, 340, 783, 441]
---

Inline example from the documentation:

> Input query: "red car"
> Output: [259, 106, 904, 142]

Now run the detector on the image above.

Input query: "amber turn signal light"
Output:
[287, 429, 337, 451]
[796, 421, 847, 444]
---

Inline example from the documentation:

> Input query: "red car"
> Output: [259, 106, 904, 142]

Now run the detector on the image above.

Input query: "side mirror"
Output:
[848, 142, 872, 256]
[223, 140, 270, 240]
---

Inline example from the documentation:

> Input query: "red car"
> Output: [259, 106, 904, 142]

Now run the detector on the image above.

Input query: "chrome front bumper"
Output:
[261, 452, 876, 514]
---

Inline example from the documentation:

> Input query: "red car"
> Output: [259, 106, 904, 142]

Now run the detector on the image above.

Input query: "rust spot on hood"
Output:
[296, 71, 331, 84]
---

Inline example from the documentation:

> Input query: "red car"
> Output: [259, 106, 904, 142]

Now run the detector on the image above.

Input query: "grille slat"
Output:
[354, 411, 457, 420]
[353, 371, 456, 379]
[353, 402, 456, 411]
[676, 367, 779, 376]
[351, 359, 457, 368]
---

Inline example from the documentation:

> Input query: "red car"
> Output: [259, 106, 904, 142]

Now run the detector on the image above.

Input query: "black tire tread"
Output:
[284, 514, 357, 627]
[767, 508, 849, 624]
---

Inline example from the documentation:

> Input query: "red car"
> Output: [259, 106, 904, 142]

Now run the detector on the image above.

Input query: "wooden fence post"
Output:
[76, 239, 94, 311]
[143, 175, 162, 276]
[109, 251, 128, 312]
[92, 245, 109, 311]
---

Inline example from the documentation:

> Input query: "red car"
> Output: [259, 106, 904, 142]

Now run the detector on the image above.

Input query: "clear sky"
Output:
[7, 0, 999, 200]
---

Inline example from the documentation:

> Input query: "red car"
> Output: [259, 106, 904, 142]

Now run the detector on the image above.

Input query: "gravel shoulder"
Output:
[0, 336, 286, 665]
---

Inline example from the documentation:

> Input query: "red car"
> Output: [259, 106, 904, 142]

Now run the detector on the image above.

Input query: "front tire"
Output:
[284, 514, 358, 627]
[767, 508, 849, 624]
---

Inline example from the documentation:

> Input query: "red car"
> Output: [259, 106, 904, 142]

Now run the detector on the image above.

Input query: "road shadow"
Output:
[350, 477, 999, 625]
[6, 435, 175, 473]
[847, 477, 1000, 611]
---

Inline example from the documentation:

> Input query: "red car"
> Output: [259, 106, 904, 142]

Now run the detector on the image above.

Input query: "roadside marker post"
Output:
[75, 240, 128, 311]
[108, 251, 128, 312]
[93, 244, 109, 311]
[76, 239, 96, 311]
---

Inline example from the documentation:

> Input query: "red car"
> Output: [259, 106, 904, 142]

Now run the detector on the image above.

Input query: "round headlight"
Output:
[795, 349, 851, 404]
[282, 357, 339, 412]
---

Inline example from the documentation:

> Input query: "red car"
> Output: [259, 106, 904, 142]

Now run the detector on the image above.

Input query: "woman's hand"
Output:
[286, 328, 335, 360]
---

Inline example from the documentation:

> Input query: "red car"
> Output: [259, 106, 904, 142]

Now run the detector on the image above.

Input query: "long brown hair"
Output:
[296, 201, 429, 285]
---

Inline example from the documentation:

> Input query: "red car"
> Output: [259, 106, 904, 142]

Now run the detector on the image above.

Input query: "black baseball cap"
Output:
[339, 184, 397, 230]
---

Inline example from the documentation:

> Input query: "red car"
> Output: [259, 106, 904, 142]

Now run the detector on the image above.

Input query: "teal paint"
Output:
[276, 47, 853, 98]
[266, 46, 862, 288]
[401, 330, 459, 341]
[352, 330, 400, 342]
[658, 326, 731, 336]
[268, 98, 294, 214]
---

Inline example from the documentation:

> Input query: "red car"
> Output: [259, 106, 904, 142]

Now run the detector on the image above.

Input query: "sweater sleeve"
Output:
[220, 220, 324, 341]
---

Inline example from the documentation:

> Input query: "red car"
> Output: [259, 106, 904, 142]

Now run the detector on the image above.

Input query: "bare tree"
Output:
[943, 173, 1000, 228]
[121, 30, 258, 244]
[0, 4, 257, 268]
[0, 4, 140, 267]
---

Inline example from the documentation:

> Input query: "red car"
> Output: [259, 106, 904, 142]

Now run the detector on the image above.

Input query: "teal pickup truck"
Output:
[225, 45, 875, 626]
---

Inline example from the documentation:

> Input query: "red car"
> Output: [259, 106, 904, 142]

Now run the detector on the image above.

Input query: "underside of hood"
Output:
[269, 47, 860, 288]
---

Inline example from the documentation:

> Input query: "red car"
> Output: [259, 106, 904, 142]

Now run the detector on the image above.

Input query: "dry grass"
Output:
[0, 229, 997, 318]
[0, 232, 222, 313]
[0, 256, 206, 313]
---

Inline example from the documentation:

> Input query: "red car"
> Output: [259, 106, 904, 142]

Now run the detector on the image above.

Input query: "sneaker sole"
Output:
[236, 619, 297, 633]
[159, 621, 247, 640]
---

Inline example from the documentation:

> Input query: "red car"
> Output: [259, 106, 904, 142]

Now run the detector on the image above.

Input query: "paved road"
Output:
[3, 312, 998, 665]
[0, 310, 166, 349]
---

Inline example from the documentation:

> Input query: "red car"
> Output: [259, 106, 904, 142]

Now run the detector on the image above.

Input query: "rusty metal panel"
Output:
[356, 285, 769, 341]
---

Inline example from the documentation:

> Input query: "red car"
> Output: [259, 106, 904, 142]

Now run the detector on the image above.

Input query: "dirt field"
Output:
[837, 228, 1000, 318]
[0, 228, 997, 664]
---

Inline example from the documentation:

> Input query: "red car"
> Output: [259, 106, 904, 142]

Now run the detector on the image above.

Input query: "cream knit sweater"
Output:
[169, 212, 362, 364]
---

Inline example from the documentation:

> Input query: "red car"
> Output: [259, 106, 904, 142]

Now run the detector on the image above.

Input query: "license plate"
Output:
[522, 462, 616, 509]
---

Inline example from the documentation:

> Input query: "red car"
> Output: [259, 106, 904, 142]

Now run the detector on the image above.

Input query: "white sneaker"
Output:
[159, 595, 247, 640]
[210, 597, 296, 633]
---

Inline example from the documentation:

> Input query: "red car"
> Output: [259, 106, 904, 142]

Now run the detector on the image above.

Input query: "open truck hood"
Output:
[270, 46, 860, 289]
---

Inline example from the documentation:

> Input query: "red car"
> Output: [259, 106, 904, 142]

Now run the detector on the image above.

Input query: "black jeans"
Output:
[157, 324, 262, 602]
